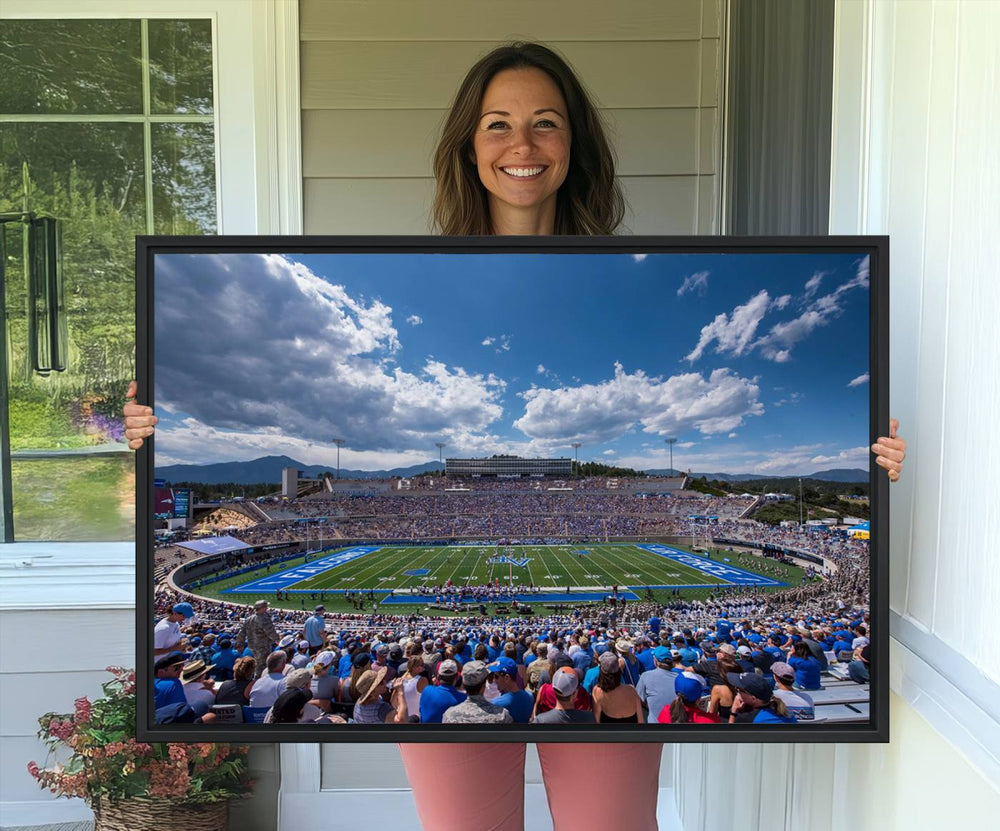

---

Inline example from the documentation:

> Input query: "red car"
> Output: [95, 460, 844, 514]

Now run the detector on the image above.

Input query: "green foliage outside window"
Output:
[1, 18, 215, 540]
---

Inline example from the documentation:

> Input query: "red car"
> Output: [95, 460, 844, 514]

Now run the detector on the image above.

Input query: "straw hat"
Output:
[180, 660, 214, 684]
[355, 667, 388, 704]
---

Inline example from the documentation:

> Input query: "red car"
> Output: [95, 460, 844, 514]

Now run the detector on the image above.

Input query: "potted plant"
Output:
[28, 666, 254, 830]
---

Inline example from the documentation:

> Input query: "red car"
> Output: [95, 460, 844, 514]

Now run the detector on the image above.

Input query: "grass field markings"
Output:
[536, 545, 557, 586]
[295, 544, 410, 592]
[579, 544, 636, 587]
[281, 545, 387, 591]
[550, 545, 585, 587]
[444, 546, 474, 587]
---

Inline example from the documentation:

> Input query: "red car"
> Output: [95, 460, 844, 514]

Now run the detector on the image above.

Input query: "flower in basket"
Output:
[28, 667, 255, 812]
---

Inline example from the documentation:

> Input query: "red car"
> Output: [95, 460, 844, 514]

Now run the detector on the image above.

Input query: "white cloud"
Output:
[754, 256, 870, 362]
[848, 373, 870, 387]
[686, 290, 771, 361]
[406, 314, 423, 326]
[154, 253, 507, 461]
[537, 364, 547, 374]
[632, 254, 648, 263]
[677, 270, 709, 297]
[513, 362, 764, 446]
[809, 446, 870, 468]
[728, 432, 738, 438]
[804, 272, 825, 298]
[482, 334, 511, 353]
[602, 449, 616, 456]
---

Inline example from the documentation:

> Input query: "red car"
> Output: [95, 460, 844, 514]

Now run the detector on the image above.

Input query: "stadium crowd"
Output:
[153, 575, 871, 727]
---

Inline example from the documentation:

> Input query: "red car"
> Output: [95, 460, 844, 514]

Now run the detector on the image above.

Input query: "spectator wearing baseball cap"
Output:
[308, 651, 341, 709]
[291, 640, 311, 670]
[153, 602, 193, 656]
[728, 672, 797, 724]
[488, 657, 533, 724]
[210, 636, 239, 682]
[771, 662, 815, 721]
[303, 605, 327, 655]
[153, 652, 187, 709]
[534, 654, 592, 716]
[592, 651, 643, 724]
[418, 659, 466, 724]
[657, 674, 720, 724]
[442, 662, 512, 724]
[635, 646, 677, 724]
[634, 638, 656, 674]
[533, 668, 595, 724]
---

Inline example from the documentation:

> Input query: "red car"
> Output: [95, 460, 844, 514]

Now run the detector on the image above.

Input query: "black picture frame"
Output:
[136, 234, 889, 743]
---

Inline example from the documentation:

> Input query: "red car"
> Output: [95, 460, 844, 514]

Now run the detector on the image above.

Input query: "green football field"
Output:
[195, 543, 808, 614]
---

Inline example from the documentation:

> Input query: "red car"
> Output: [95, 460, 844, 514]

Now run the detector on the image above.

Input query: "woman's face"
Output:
[472, 67, 571, 229]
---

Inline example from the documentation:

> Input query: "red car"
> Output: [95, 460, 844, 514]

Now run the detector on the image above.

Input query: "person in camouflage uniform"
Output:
[235, 599, 279, 679]
[442, 661, 512, 725]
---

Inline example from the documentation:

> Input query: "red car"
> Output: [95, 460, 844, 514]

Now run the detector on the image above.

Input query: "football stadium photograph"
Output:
[144, 245, 878, 736]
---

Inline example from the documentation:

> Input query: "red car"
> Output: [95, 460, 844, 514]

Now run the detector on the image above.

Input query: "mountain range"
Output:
[155, 455, 867, 485]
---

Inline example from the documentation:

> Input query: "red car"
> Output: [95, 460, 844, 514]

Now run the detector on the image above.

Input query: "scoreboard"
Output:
[154, 479, 192, 520]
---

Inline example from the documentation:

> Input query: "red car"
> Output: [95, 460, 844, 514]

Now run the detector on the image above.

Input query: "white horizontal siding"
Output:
[300, 0, 723, 237]
[300, 0, 705, 42]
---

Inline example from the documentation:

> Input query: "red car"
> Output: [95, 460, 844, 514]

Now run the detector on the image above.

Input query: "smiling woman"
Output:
[431, 42, 624, 236]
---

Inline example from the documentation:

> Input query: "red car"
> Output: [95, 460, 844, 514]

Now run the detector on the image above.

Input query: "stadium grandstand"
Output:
[445, 454, 572, 477]
[152, 475, 871, 728]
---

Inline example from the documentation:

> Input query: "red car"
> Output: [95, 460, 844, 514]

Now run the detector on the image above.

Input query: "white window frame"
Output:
[0, 3, 301, 588]
[2, 0, 302, 236]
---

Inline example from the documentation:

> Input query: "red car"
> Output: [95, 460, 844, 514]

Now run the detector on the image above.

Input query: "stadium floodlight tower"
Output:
[435, 442, 446, 469]
[571, 442, 581, 476]
[332, 438, 346, 480]
[665, 437, 677, 475]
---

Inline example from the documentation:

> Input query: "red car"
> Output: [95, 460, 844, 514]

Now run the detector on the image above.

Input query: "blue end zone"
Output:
[221, 546, 381, 594]
[636, 544, 787, 587]
[403, 569, 430, 577]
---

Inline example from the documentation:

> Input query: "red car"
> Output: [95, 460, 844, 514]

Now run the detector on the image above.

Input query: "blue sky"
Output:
[153, 250, 872, 475]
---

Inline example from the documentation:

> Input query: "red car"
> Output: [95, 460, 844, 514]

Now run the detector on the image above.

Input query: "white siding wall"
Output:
[674, 1, 1000, 827]
[300, 0, 724, 235]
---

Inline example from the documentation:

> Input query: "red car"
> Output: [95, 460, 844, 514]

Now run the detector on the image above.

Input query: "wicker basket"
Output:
[93, 798, 229, 831]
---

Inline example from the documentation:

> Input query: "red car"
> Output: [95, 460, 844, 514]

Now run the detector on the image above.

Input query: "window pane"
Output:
[11, 456, 134, 541]
[148, 19, 215, 115]
[151, 123, 217, 234]
[2, 122, 145, 541]
[0, 20, 143, 114]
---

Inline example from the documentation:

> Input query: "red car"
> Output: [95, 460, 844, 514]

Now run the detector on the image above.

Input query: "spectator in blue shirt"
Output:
[489, 658, 533, 723]
[210, 636, 239, 682]
[419, 660, 467, 724]
[788, 642, 823, 690]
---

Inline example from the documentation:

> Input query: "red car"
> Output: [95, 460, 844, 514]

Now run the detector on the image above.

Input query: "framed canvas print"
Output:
[136, 235, 889, 742]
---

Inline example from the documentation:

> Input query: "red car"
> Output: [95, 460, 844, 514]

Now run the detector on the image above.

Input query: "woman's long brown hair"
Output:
[432, 42, 625, 236]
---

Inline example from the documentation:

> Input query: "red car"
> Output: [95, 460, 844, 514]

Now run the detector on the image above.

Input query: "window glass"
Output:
[148, 19, 214, 115]
[152, 123, 217, 234]
[0, 20, 143, 114]
[1, 20, 217, 542]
